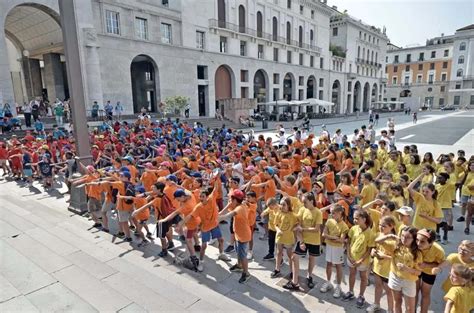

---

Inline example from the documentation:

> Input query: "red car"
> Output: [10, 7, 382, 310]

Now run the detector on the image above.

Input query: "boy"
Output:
[436, 172, 455, 244]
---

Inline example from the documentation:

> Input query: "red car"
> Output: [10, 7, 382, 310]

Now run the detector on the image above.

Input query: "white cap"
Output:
[396, 206, 413, 216]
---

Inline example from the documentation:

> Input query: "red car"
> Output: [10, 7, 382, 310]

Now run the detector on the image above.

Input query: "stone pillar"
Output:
[22, 57, 43, 100]
[0, 32, 15, 105]
[43, 53, 65, 102]
[83, 28, 103, 110]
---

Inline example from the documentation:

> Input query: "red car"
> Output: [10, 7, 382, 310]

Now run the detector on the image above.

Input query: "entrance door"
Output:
[198, 85, 207, 116]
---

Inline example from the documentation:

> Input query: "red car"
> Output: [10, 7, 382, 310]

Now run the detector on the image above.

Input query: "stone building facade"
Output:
[1, 0, 389, 118]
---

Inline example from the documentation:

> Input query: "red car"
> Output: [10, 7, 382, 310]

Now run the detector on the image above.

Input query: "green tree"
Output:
[163, 95, 189, 115]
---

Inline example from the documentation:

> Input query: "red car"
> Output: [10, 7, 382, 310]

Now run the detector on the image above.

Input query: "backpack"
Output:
[346, 200, 357, 225]
[124, 182, 135, 205]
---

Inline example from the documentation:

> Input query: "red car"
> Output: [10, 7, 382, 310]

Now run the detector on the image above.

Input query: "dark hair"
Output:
[246, 191, 257, 198]
[355, 209, 373, 228]
[422, 183, 438, 200]
[303, 192, 316, 207]
[420, 228, 437, 244]
[380, 215, 396, 234]
[423, 164, 435, 174]
[398, 163, 407, 173]
[363, 173, 373, 182]
[341, 172, 352, 185]
[423, 152, 434, 163]
[390, 184, 404, 199]
[411, 154, 420, 165]
[154, 182, 166, 192]
[398, 226, 421, 262]
[385, 200, 397, 211]
[231, 176, 241, 184]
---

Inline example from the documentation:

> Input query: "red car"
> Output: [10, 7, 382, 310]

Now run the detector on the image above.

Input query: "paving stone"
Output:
[0, 240, 57, 295]
[117, 302, 147, 313]
[25, 227, 79, 256]
[0, 211, 36, 232]
[0, 220, 21, 238]
[65, 251, 117, 280]
[0, 201, 32, 217]
[25, 282, 98, 312]
[0, 295, 40, 312]
[0, 274, 21, 303]
[4, 233, 72, 274]
[52, 265, 132, 312]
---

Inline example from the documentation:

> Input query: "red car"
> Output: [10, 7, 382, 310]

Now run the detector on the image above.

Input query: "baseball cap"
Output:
[254, 156, 263, 162]
[135, 185, 146, 193]
[230, 189, 245, 201]
[86, 165, 95, 172]
[396, 206, 413, 216]
[173, 189, 186, 198]
[304, 166, 312, 174]
[166, 174, 178, 182]
[265, 167, 276, 176]
[246, 165, 256, 172]
[338, 185, 353, 197]
[160, 161, 172, 168]
[120, 166, 130, 172]
[122, 156, 133, 163]
[120, 171, 131, 179]
[300, 159, 311, 166]
[370, 144, 378, 149]
[144, 162, 154, 169]
[314, 181, 324, 190]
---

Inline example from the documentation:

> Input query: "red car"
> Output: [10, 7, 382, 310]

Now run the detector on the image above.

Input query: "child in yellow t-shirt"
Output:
[260, 198, 279, 260]
[271, 196, 298, 278]
[443, 264, 473, 313]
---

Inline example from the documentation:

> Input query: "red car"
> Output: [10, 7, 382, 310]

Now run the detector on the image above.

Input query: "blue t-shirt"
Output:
[23, 153, 32, 170]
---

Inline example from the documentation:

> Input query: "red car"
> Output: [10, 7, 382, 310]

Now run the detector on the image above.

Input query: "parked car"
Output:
[440, 105, 455, 111]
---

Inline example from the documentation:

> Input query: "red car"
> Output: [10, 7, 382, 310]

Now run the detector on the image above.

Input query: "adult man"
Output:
[91, 101, 99, 119]
[104, 101, 113, 120]
[53, 99, 64, 127]
[23, 101, 32, 127]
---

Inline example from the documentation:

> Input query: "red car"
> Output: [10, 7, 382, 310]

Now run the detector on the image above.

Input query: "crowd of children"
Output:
[0, 114, 473, 313]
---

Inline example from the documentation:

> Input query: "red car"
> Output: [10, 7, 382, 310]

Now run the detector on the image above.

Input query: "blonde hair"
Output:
[459, 240, 474, 253]
[452, 264, 474, 287]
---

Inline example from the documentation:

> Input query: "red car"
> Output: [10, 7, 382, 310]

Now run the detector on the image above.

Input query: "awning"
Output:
[307, 98, 335, 110]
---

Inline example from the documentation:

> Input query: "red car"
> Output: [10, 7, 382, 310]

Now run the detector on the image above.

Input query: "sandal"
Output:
[283, 281, 300, 291]
[270, 269, 281, 278]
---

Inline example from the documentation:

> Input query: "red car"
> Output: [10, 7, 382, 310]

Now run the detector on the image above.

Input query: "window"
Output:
[439, 98, 445, 106]
[145, 71, 152, 81]
[241, 87, 249, 98]
[318, 90, 324, 100]
[441, 73, 447, 81]
[393, 65, 398, 72]
[161, 23, 172, 44]
[219, 36, 227, 53]
[299, 53, 303, 65]
[470, 95, 474, 105]
[404, 76, 409, 85]
[357, 46, 360, 58]
[348, 81, 352, 92]
[431, 51, 436, 58]
[196, 31, 205, 49]
[458, 56, 465, 64]
[287, 0, 291, 9]
[444, 49, 449, 57]
[357, 65, 360, 74]
[443, 61, 448, 68]
[319, 78, 324, 87]
[417, 75, 422, 83]
[454, 96, 460, 105]
[311, 10, 314, 19]
[273, 73, 280, 84]
[287, 51, 292, 64]
[457, 69, 463, 77]
[240, 41, 247, 56]
[419, 52, 424, 61]
[273, 88, 279, 101]
[258, 44, 264, 59]
[394, 55, 399, 63]
[427, 87, 432, 92]
[430, 63, 435, 70]
[161, 0, 169, 7]
[320, 57, 324, 69]
[240, 70, 248, 82]
[418, 64, 423, 71]
[310, 56, 314, 67]
[299, 76, 304, 86]
[455, 83, 461, 90]
[440, 86, 445, 92]
[392, 77, 397, 85]
[364, 33, 366, 41]
[197, 65, 208, 79]
[273, 48, 279, 62]
[428, 74, 434, 84]
[405, 65, 410, 72]
[406, 54, 411, 63]
[300, 5, 303, 14]
[135, 17, 148, 40]
[105, 10, 120, 35]
[460, 42, 466, 51]
[359, 31, 362, 38]
[332, 27, 338, 36]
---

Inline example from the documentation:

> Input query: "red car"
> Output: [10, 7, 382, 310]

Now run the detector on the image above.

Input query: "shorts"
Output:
[388, 272, 416, 298]
[277, 243, 294, 250]
[347, 259, 369, 272]
[262, 214, 269, 225]
[419, 272, 436, 285]
[0, 159, 7, 166]
[201, 226, 222, 243]
[375, 273, 389, 284]
[23, 168, 33, 177]
[235, 241, 248, 260]
[101, 201, 115, 214]
[461, 195, 473, 205]
[186, 228, 197, 239]
[325, 244, 345, 265]
[88, 198, 102, 218]
[294, 241, 321, 257]
[156, 215, 180, 238]
[442, 208, 452, 223]
[138, 219, 148, 225]
[118, 210, 131, 222]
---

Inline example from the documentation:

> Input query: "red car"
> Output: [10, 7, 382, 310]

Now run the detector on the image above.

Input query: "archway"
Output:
[353, 81, 361, 113]
[362, 82, 370, 112]
[331, 80, 341, 114]
[253, 69, 268, 104]
[371, 83, 378, 109]
[306, 76, 316, 99]
[215, 65, 234, 113]
[130, 55, 159, 114]
[400, 89, 412, 98]
[3, 3, 68, 105]
[283, 73, 295, 101]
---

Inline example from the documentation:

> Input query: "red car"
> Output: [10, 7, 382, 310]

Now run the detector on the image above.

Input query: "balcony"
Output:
[209, 19, 322, 54]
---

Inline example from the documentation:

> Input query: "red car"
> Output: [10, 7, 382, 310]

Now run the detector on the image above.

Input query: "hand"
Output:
[299, 242, 306, 250]
[294, 225, 303, 232]
[131, 211, 137, 218]
[432, 267, 441, 275]
[375, 199, 385, 206]
[396, 263, 405, 271]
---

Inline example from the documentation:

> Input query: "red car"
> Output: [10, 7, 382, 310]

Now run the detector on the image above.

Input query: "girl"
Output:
[367, 216, 397, 313]
[342, 210, 374, 308]
[320, 204, 348, 298]
[443, 264, 473, 313]
[421, 164, 435, 185]
[460, 161, 474, 234]
[261, 198, 279, 260]
[379, 226, 422, 313]
[390, 184, 406, 209]
[271, 197, 298, 278]
[406, 154, 422, 181]
[415, 229, 446, 313]
[408, 173, 443, 231]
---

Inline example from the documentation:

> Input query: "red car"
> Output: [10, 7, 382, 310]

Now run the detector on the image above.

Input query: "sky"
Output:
[328, 0, 474, 47]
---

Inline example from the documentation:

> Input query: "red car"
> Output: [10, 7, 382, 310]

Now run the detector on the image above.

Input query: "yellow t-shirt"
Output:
[262, 207, 278, 231]
[298, 207, 323, 245]
[390, 195, 405, 209]
[289, 196, 305, 215]
[373, 238, 397, 279]
[390, 246, 423, 282]
[275, 211, 298, 245]
[412, 191, 444, 231]
[406, 164, 422, 180]
[378, 150, 388, 164]
[461, 172, 474, 196]
[436, 182, 455, 209]
[325, 218, 349, 248]
[360, 183, 378, 206]
[421, 173, 434, 185]
[368, 208, 382, 232]
[444, 286, 473, 313]
[348, 225, 375, 265]
[420, 242, 445, 275]
[442, 253, 474, 292]
[383, 159, 399, 176]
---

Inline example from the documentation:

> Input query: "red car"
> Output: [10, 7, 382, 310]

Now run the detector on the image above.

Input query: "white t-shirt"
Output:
[232, 162, 244, 186]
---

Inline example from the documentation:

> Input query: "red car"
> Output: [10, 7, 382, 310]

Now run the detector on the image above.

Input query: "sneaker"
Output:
[435, 234, 441, 242]
[194, 245, 201, 252]
[167, 240, 176, 251]
[333, 286, 342, 298]
[263, 254, 275, 261]
[158, 250, 168, 257]
[117, 232, 125, 239]
[448, 225, 454, 231]
[306, 276, 315, 289]
[102, 228, 110, 233]
[224, 245, 235, 253]
[441, 239, 448, 245]
[239, 272, 251, 283]
[137, 240, 149, 247]
[146, 232, 153, 239]
[465, 228, 470, 235]
[92, 223, 102, 228]
[320, 281, 333, 293]
[124, 237, 133, 242]
[356, 295, 365, 308]
[366, 303, 380, 313]
[129, 225, 136, 231]
[229, 264, 242, 272]
[218, 253, 231, 262]
[247, 251, 253, 260]
[457, 216, 465, 222]
[197, 261, 204, 272]
[270, 269, 281, 278]
[342, 291, 355, 302]
[283, 281, 300, 291]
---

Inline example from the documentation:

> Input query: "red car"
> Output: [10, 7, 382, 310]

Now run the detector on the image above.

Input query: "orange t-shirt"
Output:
[264, 179, 277, 201]
[177, 195, 200, 230]
[134, 197, 150, 221]
[246, 201, 258, 226]
[141, 171, 157, 192]
[109, 181, 134, 211]
[85, 174, 101, 200]
[325, 171, 337, 193]
[279, 168, 292, 179]
[164, 184, 180, 210]
[282, 183, 298, 197]
[292, 154, 302, 173]
[301, 176, 312, 192]
[233, 205, 252, 242]
[342, 158, 354, 171]
[191, 189, 218, 232]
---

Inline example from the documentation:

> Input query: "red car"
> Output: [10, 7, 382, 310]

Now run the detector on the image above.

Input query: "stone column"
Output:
[0, 32, 15, 105]
[43, 53, 65, 101]
[22, 57, 43, 100]
[83, 28, 103, 110]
